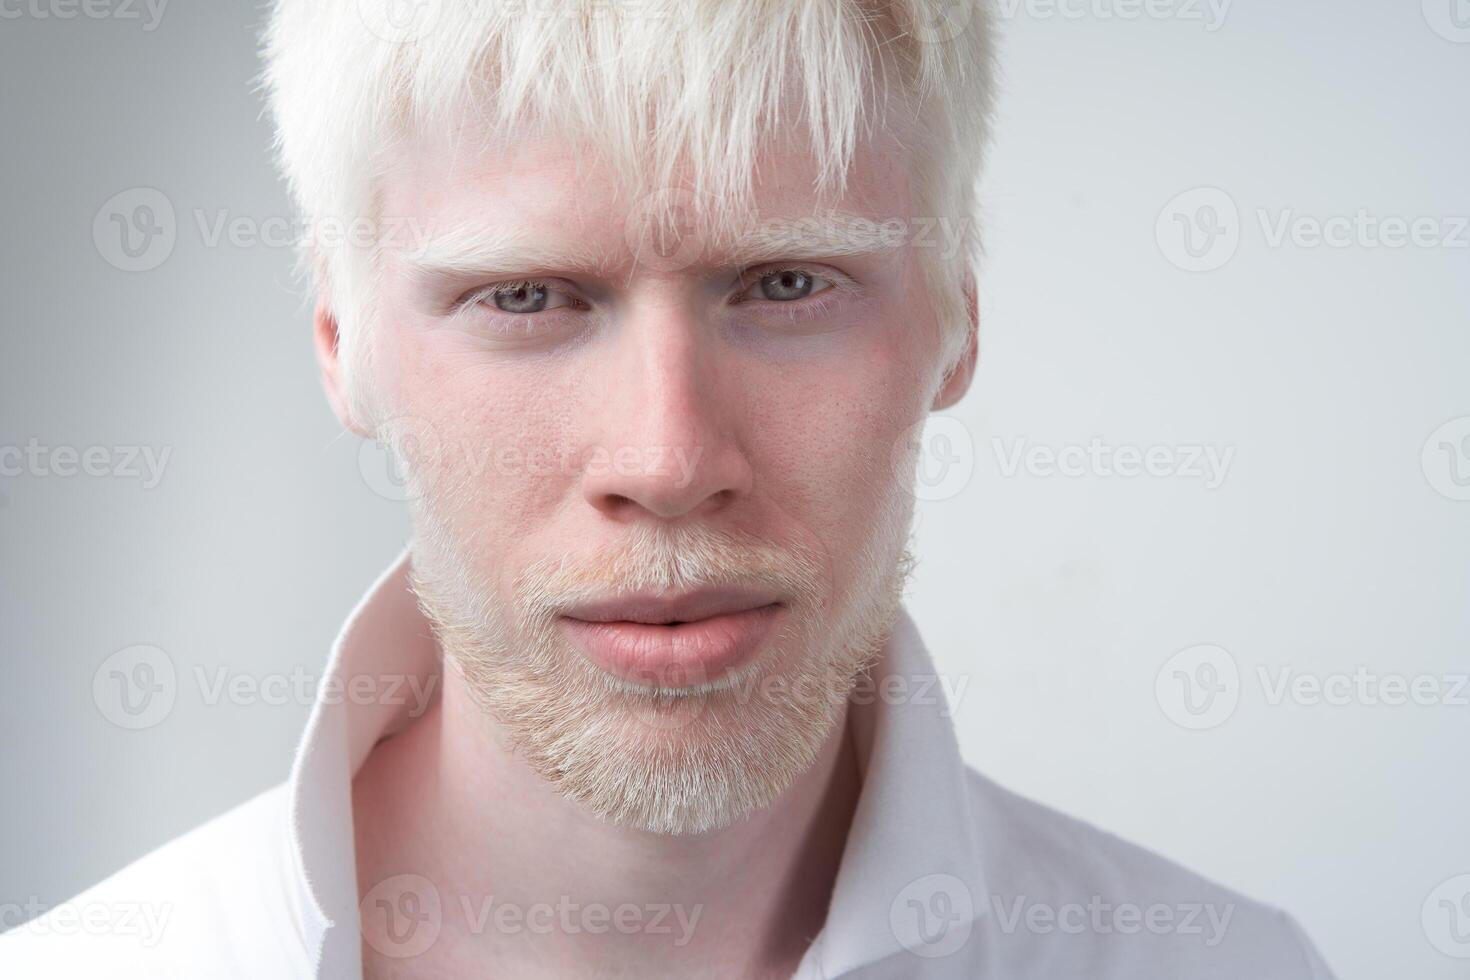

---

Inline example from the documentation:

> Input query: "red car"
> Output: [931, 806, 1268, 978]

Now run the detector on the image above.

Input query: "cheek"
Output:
[384, 320, 585, 558]
[740, 326, 930, 562]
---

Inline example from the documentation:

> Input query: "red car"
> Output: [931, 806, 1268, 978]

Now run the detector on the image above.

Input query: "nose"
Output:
[580, 307, 754, 523]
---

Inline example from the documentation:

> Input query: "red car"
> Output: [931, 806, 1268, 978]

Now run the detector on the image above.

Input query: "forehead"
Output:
[377, 120, 918, 276]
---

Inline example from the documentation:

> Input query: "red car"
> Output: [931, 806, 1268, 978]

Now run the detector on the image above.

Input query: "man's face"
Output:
[345, 122, 966, 834]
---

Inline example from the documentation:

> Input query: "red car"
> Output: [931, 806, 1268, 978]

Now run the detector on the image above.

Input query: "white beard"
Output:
[405, 483, 917, 836]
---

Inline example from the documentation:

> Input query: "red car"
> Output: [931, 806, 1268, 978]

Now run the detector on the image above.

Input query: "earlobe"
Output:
[932, 275, 978, 411]
[313, 296, 368, 437]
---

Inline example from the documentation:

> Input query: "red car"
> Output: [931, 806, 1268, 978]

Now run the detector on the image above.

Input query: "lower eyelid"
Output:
[742, 292, 846, 324]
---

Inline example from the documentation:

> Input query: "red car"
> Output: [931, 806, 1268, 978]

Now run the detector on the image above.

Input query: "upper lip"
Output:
[561, 587, 781, 625]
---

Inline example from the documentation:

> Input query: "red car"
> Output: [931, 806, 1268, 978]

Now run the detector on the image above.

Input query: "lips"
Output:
[558, 587, 783, 688]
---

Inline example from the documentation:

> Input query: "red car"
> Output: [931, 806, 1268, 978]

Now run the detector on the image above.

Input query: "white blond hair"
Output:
[260, 0, 998, 423]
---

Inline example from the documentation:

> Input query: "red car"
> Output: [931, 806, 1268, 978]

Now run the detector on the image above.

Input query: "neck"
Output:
[352, 667, 861, 979]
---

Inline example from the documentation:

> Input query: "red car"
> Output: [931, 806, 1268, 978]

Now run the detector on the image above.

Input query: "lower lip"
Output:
[559, 605, 782, 689]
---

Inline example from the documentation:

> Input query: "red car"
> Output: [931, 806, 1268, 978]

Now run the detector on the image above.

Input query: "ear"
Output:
[313, 295, 370, 437]
[931, 272, 978, 411]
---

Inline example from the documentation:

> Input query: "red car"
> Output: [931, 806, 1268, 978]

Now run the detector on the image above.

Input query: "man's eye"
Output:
[477, 280, 578, 314]
[737, 268, 833, 303]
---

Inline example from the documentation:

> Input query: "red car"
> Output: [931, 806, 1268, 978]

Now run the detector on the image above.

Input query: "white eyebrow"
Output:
[395, 208, 906, 281]
[397, 224, 615, 280]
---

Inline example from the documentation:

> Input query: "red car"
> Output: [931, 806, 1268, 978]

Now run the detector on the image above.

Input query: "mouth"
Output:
[557, 587, 784, 689]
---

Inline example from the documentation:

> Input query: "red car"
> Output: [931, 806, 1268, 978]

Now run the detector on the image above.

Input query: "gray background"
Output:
[2, 2, 1467, 977]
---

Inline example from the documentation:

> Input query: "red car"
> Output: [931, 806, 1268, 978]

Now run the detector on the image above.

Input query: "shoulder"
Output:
[959, 768, 1336, 979]
[0, 782, 316, 979]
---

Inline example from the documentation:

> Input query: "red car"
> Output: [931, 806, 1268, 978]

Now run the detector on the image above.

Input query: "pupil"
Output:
[762, 270, 812, 301]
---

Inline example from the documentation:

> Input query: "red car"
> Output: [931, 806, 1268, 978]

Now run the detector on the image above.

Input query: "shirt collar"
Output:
[286, 548, 986, 978]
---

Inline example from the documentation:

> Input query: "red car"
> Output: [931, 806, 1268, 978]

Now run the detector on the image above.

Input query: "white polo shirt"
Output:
[1, 551, 1337, 978]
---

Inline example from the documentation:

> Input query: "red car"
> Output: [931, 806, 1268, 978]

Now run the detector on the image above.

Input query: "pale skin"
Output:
[317, 119, 978, 978]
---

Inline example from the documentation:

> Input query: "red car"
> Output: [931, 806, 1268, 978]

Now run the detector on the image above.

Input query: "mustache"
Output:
[512, 523, 825, 622]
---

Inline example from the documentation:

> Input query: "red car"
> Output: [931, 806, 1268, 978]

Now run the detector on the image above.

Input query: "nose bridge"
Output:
[583, 300, 749, 521]
[629, 310, 708, 449]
